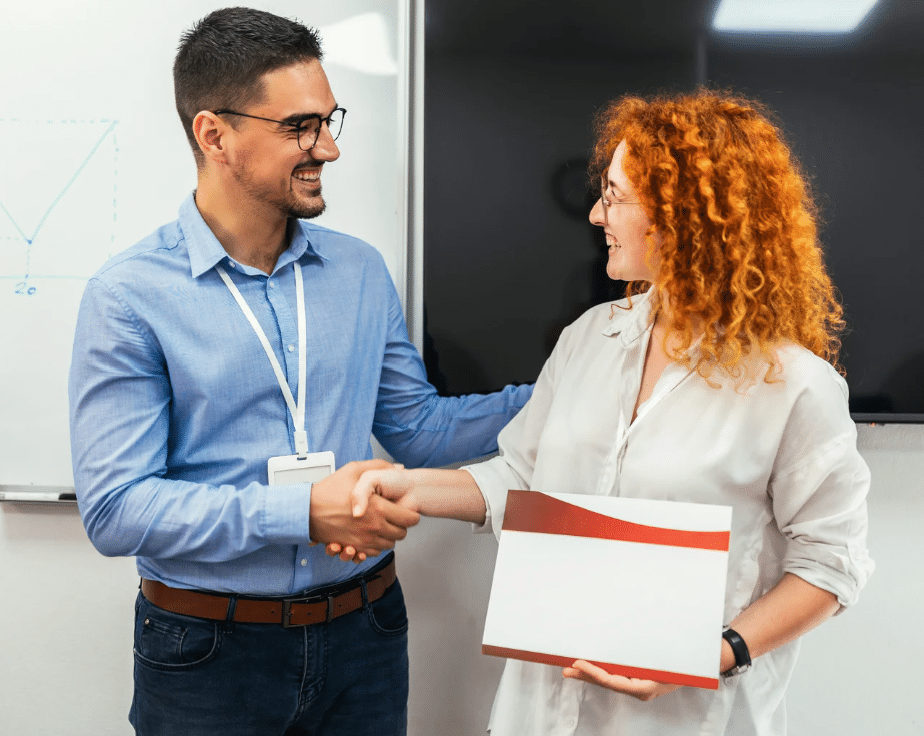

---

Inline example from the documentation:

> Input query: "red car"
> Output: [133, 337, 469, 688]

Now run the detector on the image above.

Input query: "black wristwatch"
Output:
[721, 627, 752, 679]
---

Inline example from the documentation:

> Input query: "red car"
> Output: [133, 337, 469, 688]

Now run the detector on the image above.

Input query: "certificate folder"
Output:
[482, 490, 732, 690]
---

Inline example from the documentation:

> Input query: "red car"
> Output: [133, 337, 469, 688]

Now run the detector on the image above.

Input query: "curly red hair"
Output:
[591, 89, 844, 382]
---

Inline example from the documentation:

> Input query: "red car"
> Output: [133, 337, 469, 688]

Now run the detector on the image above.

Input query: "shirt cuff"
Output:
[783, 537, 875, 612]
[262, 483, 313, 544]
[454, 467, 490, 535]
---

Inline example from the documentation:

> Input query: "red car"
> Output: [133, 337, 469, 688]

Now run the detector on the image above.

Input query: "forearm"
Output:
[376, 386, 533, 469]
[352, 467, 487, 525]
[719, 572, 840, 673]
[78, 474, 311, 560]
[398, 468, 487, 524]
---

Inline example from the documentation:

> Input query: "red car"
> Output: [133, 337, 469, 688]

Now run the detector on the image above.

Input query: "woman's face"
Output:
[589, 139, 658, 283]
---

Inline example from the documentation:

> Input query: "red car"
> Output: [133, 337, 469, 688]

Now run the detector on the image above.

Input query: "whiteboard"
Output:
[0, 0, 411, 489]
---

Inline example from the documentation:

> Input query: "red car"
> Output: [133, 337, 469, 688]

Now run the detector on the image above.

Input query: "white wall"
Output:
[0, 505, 137, 734]
[2, 424, 919, 734]
[786, 423, 924, 733]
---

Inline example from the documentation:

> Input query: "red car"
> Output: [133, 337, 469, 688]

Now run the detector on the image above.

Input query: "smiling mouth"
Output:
[293, 168, 321, 184]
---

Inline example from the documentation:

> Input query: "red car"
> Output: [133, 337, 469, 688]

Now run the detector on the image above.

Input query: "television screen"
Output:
[423, 0, 924, 422]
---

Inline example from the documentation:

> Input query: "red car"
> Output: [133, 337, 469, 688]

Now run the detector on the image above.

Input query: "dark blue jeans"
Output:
[129, 558, 409, 735]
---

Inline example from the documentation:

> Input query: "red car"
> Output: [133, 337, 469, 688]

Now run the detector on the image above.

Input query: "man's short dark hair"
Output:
[173, 6, 323, 163]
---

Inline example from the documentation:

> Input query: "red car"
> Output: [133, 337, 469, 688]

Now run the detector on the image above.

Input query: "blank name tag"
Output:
[267, 451, 335, 485]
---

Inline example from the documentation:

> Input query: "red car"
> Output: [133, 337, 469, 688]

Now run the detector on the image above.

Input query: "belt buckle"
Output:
[281, 593, 334, 628]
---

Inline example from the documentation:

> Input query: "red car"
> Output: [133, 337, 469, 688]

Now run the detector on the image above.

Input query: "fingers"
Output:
[563, 660, 638, 690]
[372, 493, 420, 530]
[324, 496, 415, 561]
[325, 541, 370, 563]
[324, 542, 364, 561]
[562, 661, 680, 701]
[350, 471, 379, 518]
[562, 660, 617, 687]
[315, 462, 417, 563]
[351, 468, 414, 517]
[340, 547, 365, 563]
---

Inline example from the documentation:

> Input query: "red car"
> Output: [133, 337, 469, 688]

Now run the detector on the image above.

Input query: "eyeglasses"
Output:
[212, 107, 346, 151]
[600, 184, 641, 216]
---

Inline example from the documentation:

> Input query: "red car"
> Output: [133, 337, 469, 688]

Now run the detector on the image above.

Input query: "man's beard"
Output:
[286, 192, 326, 220]
[232, 162, 327, 220]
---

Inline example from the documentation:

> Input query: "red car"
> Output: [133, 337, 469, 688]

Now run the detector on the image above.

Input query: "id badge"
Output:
[267, 451, 335, 485]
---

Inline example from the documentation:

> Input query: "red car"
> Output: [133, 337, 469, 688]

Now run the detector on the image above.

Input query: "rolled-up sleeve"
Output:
[769, 368, 875, 610]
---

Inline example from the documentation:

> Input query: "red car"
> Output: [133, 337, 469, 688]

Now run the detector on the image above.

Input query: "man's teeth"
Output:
[293, 171, 319, 181]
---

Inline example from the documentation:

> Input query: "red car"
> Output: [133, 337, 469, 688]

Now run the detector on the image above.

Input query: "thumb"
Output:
[351, 471, 379, 517]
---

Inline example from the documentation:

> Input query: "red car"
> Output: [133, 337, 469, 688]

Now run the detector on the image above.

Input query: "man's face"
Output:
[226, 59, 340, 220]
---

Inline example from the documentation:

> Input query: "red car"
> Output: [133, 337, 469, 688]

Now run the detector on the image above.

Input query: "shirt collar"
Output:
[603, 288, 708, 363]
[178, 193, 328, 278]
[601, 287, 657, 345]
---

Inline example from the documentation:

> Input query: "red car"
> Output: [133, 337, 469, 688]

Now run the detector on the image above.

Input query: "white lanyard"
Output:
[216, 262, 309, 458]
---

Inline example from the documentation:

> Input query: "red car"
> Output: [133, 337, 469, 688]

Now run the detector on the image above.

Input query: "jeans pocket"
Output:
[133, 594, 222, 671]
[365, 580, 409, 637]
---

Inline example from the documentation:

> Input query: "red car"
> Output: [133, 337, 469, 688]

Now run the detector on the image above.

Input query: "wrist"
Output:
[721, 627, 753, 678]
[720, 638, 737, 674]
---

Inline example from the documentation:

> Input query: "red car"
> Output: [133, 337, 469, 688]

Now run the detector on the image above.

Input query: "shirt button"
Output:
[301, 559, 307, 567]
[268, 280, 275, 288]
[287, 344, 295, 352]
[228, 261, 236, 269]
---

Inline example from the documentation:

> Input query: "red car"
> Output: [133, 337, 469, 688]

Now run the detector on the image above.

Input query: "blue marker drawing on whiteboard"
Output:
[0, 118, 119, 293]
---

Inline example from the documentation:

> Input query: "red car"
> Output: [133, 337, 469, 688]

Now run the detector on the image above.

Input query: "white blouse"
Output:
[464, 289, 874, 736]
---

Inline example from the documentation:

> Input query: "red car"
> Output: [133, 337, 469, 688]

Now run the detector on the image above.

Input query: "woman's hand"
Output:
[324, 541, 365, 562]
[561, 660, 682, 701]
[324, 465, 488, 563]
[325, 465, 413, 563]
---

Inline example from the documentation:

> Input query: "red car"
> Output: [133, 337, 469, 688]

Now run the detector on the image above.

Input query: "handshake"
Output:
[308, 459, 481, 563]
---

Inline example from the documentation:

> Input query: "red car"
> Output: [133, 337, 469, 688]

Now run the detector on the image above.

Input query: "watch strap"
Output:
[721, 627, 752, 678]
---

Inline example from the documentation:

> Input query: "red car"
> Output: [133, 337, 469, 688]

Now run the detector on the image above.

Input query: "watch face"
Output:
[722, 662, 753, 679]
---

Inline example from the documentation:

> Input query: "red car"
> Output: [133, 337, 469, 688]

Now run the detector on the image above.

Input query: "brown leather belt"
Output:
[140, 556, 396, 628]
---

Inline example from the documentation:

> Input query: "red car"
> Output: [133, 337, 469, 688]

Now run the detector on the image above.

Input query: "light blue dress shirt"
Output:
[69, 194, 532, 595]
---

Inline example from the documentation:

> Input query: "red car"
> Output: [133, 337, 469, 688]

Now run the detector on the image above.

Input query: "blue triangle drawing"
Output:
[0, 119, 118, 246]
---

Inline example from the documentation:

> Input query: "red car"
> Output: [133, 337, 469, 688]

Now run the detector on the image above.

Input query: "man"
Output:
[68, 7, 531, 735]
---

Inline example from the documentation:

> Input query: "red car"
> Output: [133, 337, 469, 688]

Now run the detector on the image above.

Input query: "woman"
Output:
[337, 89, 874, 735]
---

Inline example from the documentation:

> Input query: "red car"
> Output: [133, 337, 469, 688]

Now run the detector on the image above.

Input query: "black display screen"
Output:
[423, 0, 924, 422]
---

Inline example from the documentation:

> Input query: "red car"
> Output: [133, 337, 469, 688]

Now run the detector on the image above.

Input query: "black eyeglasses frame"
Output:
[211, 107, 347, 151]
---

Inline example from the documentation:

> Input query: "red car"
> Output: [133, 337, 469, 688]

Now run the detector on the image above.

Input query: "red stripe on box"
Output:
[482, 644, 719, 690]
[502, 490, 729, 552]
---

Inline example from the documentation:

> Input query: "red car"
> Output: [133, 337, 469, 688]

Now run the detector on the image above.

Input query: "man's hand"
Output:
[350, 466, 416, 516]
[309, 460, 420, 560]
[561, 660, 682, 701]
[324, 465, 415, 563]
[324, 466, 485, 563]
